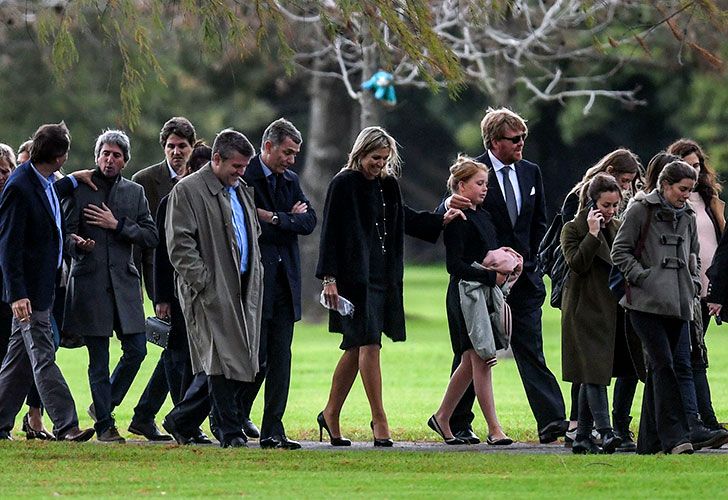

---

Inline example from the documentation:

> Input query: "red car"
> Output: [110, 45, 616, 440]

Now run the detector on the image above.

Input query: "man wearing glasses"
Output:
[446, 107, 567, 445]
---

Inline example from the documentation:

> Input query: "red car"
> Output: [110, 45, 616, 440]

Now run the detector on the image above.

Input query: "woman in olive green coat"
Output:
[560, 174, 633, 454]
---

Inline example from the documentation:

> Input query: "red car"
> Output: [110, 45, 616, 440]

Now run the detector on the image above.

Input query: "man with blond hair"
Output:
[448, 108, 567, 444]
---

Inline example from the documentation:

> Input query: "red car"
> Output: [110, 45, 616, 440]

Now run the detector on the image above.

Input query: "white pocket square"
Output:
[529, 186, 536, 196]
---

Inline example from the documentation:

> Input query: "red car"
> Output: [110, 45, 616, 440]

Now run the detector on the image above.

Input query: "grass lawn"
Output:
[3, 265, 728, 497]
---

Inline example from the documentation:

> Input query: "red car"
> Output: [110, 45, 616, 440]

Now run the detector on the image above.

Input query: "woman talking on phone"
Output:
[560, 174, 635, 454]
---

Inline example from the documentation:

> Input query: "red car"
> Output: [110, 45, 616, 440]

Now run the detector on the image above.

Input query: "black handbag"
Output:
[145, 316, 171, 349]
[538, 211, 568, 309]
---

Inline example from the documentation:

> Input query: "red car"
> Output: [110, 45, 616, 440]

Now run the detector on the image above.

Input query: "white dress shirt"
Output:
[488, 149, 522, 214]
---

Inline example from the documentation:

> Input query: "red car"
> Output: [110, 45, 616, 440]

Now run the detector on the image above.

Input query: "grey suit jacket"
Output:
[62, 170, 158, 337]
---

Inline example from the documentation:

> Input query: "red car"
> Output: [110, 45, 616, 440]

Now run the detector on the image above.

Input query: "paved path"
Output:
[120, 439, 728, 454]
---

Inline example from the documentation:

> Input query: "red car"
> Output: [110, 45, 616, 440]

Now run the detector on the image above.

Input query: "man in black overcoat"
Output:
[445, 108, 567, 444]
[240, 118, 317, 449]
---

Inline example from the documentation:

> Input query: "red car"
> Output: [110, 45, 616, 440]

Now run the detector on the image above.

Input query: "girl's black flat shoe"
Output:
[427, 415, 467, 445]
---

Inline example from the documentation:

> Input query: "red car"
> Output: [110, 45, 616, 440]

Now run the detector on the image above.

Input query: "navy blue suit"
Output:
[240, 155, 316, 439]
[447, 152, 565, 434]
[0, 161, 82, 438]
[0, 162, 74, 310]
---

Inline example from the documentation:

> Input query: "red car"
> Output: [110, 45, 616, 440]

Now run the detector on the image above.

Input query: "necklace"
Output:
[375, 181, 387, 254]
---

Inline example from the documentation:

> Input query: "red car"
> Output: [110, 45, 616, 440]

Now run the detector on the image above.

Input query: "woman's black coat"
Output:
[316, 169, 442, 342]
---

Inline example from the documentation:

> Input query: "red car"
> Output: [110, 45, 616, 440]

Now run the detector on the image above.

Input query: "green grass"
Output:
[1, 445, 726, 497]
[5, 265, 728, 497]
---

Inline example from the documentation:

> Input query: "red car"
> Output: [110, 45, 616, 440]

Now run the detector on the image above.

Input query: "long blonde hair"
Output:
[345, 126, 401, 178]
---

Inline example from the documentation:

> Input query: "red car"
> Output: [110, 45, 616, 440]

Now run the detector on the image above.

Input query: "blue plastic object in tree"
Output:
[361, 71, 397, 105]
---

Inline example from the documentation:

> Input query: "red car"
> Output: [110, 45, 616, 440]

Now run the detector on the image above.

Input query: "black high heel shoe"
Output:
[317, 411, 351, 446]
[427, 415, 467, 445]
[22, 413, 55, 441]
[370, 421, 394, 447]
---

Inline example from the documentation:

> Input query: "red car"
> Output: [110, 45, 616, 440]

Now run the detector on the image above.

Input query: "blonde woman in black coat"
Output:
[316, 126, 458, 447]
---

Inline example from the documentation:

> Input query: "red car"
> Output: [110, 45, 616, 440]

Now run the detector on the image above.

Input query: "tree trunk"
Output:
[299, 63, 357, 321]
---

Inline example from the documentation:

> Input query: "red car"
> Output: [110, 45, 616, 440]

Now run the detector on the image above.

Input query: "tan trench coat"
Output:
[166, 163, 263, 382]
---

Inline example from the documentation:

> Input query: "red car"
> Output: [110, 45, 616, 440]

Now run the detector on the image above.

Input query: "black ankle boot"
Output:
[598, 429, 622, 454]
[688, 415, 726, 450]
[613, 416, 636, 452]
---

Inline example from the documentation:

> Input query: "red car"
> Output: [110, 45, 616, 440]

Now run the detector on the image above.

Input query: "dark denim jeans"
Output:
[85, 332, 146, 433]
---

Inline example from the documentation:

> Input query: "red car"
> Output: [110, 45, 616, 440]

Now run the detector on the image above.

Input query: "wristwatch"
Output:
[271, 213, 280, 225]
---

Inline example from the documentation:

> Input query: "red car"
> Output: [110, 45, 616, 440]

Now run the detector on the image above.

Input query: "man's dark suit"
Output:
[0, 162, 81, 438]
[240, 155, 316, 439]
[450, 152, 565, 434]
[129, 160, 176, 429]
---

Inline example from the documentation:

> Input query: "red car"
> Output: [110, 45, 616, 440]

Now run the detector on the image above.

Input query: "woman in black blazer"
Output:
[429, 156, 513, 446]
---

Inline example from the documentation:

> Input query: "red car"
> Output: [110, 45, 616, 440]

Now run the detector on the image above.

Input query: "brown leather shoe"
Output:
[97, 426, 125, 443]
[61, 427, 95, 442]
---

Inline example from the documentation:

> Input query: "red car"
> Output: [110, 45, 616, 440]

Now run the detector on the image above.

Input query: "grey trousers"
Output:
[0, 308, 79, 437]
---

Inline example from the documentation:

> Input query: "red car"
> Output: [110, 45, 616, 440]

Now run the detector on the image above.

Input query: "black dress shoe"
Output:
[191, 431, 213, 445]
[128, 421, 174, 442]
[222, 436, 248, 448]
[539, 420, 569, 444]
[162, 416, 193, 445]
[614, 429, 636, 452]
[0, 430, 12, 440]
[572, 437, 603, 454]
[242, 418, 260, 439]
[454, 428, 481, 445]
[260, 435, 302, 450]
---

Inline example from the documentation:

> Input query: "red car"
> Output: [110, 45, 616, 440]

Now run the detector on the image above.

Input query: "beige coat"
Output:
[166, 163, 263, 382]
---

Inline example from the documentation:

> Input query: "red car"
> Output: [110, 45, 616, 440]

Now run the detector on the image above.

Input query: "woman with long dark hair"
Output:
[667, 139, 726, 438]
[561, 174, 635, 454]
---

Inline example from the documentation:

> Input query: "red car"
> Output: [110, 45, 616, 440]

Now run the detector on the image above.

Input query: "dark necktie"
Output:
[502, 165, 518, 226]
[271, 173, 285, 209]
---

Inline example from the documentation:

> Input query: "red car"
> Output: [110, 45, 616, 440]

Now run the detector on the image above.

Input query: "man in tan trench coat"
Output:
[163, 129, 263, 448]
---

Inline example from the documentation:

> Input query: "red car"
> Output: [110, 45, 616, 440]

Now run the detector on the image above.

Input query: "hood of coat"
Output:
[631, 189, 696, 215]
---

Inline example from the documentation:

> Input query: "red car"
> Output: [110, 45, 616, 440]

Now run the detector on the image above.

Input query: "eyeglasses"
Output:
[499, 134, 527, 144]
